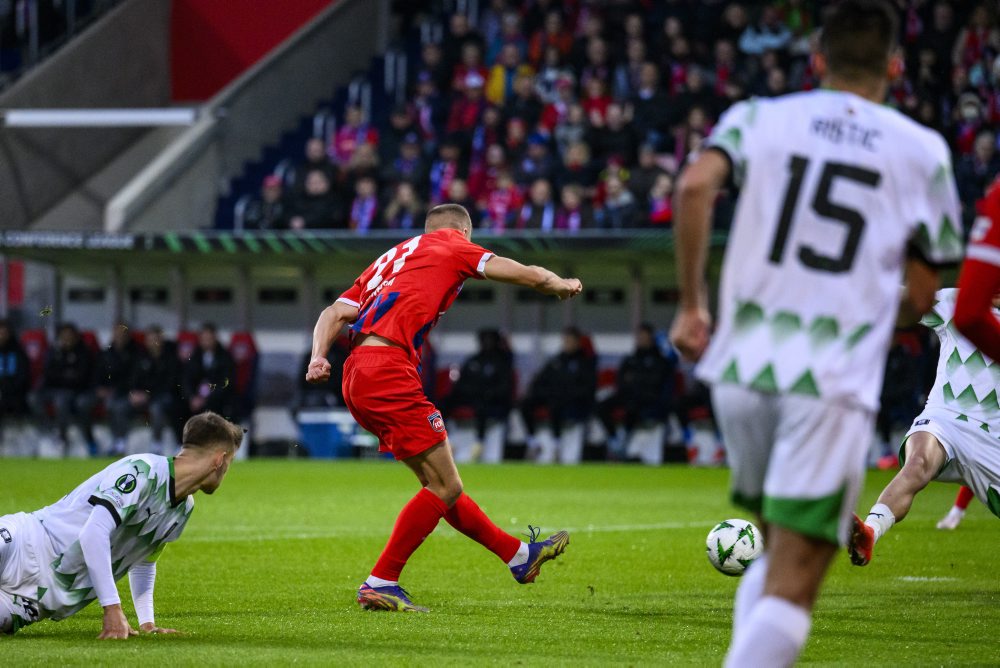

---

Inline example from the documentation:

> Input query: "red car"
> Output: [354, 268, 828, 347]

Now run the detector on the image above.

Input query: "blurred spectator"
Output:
[739, 5, 792, 55]
[429, 136, 466, 204]
[0, 319, 29, 440]
[520, 327, 597, 442]
[289, 169, 344, 229]
[876, 332, 921, 462]
[413, 71, 446, 146]
[28, 323, 97, 456]
[478, 0, 508, 54]
[952, 3, 1000, 70]
[487, 42, 533, 105]
[471, 105, 504, 165]
[382, 132, 429, 193]
[294, 338, 348, 412]
[924, 3, 959, 76]
[183, 323, 235, 419]
[379, 104, 417, 166]
[528, 10, 573, 67]
[344, 143, 381, 185]
[600, 175, 640, 229]
[97, 323, 142, 456]
[556, 184, 596, 231]
[295, 137, 338, 195]
[515, 133, 556, 185]
[418, 42, 450, 92]
[349, 176, 379, 233]
[444, 12, 485, 76]
[581, 77, 612, 127]
[130, 326, 182, 453]
[580, 37, 612, 89]
[452, 41, 489, 93]
[535, 44, 573, 104]
[446, 178, 477, 217]
[516, 178, 556, 230]
[445, 72, 486, 135]
[501, 73, 543, 127]
[330, 105, 378, 165]
[540, 74, 576, 134]
[483, 170, 523, 231]
[382, 181, 426, 230]
[628, 144, 668, 203]
[553, 104, 588, 158]
[244, 175, 289, 230]
[593, 102, 638, 164]
[627, 62, 672, 148]
[571, 11, 605, 71]
[469, 143, 508, 202]
[487, 10, 528, 65]
[957, 129, 1000, 210]
[613, 38, 647, 100]
[554, 141, 598, 192]
[647, 172, 675, 227]
[440, 329, 514, 442]
[505, 116, 529, 164]
[597, 324, 676, 454]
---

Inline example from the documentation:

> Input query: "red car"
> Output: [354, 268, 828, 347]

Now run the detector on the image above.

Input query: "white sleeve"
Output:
[78, 505, 121, 607]
[129, 562, 156, 626]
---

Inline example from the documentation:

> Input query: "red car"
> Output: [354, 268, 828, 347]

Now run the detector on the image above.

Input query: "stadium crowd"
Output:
[241, 0, 1000, 233]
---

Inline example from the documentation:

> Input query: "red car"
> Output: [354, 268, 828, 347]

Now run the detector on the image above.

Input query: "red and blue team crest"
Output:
[427, 411, 446, 432]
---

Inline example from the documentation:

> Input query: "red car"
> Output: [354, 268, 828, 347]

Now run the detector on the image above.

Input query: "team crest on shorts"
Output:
[916, 419, 930, 426]
[428, 411, 446, 432]
[1, 528, 11, 544]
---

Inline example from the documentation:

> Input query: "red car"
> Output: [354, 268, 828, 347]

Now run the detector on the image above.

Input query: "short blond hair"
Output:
[425, 203, 472, 233]
[182, 412, 244, 452]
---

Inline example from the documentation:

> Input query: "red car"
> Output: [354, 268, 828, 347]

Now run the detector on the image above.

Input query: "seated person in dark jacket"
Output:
[183, 323, 236, 420]
[96, 323, 142, 456]
[288, 169, 345, 229]
[441, 329, 515, 440]
[520, 327, 597, 439]
[244, 175, 289, 230]
[0, 319, 30, 439]
[598, 323, 676, 449]
[129, 325, 183, 453]
[27, 322, 98, 456]
[294, 336, 349, 411]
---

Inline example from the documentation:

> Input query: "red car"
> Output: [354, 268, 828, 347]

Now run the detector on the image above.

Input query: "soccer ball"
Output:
[705, 519, 763, 576]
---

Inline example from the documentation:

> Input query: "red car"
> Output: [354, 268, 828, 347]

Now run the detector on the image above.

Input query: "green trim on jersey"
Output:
[986, 488, 1000, 519]
[731, 490, 762, 514]
[763, 487, 846, 545]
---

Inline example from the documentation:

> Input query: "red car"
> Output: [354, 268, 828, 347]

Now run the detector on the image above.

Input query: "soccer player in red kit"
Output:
[954, 177, 1000, 361]
[306, 203, 583, 612]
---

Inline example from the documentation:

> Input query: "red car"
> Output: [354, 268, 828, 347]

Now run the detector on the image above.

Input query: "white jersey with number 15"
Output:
[697, 89, 963, 411]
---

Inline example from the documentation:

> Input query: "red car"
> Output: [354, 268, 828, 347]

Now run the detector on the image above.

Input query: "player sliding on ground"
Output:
[0, 411, 243, 637]
[670, 1, 962, 665]
[306, 203, 581, 612]
[849, 289, 1000, 564]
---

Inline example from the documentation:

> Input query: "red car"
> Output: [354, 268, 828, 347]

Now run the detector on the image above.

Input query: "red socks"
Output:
[444, 493, 521, 563]
[955, 485, 975, 511]
[371, 487, 449, 581]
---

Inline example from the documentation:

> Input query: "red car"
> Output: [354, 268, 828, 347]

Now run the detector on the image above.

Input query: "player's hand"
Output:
[140, 622, 179, 635]
[670, 305, 712, 361]
[98, 604, 138, 640]
[555, 278, 583, 300]
[305, 356, 332, 384]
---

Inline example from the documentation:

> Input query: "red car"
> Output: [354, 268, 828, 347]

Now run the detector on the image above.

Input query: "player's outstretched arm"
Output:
[79, 505, 137, 639]
[129, 561, 178, 635]
[482, 256, 582, 300]
[306, 300, 360, 384]
[669, 149, 729, 361]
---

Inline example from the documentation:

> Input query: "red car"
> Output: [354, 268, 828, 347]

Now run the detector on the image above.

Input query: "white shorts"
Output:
[0, 512, 46, 634]
[712, 384, 875, 545]
[904, 407, 1000, 519]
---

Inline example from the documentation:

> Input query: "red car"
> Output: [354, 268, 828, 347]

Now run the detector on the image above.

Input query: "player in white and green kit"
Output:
[849, 289, 1000, 565]
[670, 2, 962, 665]
[0, 412, 242, 638]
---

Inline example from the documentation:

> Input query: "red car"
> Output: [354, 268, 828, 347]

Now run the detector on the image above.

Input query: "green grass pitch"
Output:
[1, 459, 997, 665]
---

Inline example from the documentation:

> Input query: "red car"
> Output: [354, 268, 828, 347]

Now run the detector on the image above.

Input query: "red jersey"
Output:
[337, 228, 494, 363]
[955, 177, 1000, 360]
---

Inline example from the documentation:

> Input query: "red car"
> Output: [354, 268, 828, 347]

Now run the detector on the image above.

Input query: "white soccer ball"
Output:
[706, 519, 764, 576]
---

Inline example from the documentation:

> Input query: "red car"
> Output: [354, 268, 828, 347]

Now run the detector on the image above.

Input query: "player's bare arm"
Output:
[482, 256, 582, 300]
[306, 300, 359, 384]
[895, 257, 940, 327]
[669, 149, 729, 361]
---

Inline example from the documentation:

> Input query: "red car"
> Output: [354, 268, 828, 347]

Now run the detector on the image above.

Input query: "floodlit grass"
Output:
[1, 459, 997, 665]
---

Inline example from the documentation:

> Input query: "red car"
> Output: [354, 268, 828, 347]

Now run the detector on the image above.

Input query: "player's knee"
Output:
[439, 479, 463, 505]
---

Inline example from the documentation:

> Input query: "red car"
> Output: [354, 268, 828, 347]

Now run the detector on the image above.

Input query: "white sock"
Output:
[865, 503, 896, 543]
[948, 506, 965, 517]
[507, 542, 530, 568]
[365, 575, 397, 588]
[724, 595, 811, 668]
[732, 553, 768, 636]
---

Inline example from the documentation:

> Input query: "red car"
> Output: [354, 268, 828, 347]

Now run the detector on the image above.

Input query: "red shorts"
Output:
[342, 346, 448, 460]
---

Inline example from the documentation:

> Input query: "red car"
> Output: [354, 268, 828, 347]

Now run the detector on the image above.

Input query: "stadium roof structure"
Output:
[0, 229, 724, 270]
